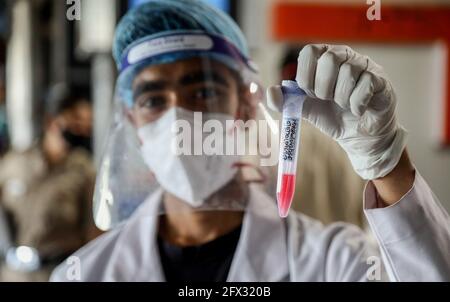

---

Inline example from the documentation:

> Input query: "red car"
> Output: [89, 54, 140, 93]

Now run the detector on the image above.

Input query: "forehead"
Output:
[132, 57, 237, 88]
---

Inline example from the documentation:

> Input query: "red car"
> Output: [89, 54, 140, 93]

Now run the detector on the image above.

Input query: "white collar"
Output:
[107, 185, 289, 281]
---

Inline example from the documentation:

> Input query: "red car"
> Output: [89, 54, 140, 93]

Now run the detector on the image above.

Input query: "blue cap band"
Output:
[119, 31, 258, 74]
[281, 80, 306, 96]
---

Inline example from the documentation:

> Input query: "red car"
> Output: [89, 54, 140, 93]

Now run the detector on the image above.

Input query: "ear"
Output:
[236, 84, 257, 121]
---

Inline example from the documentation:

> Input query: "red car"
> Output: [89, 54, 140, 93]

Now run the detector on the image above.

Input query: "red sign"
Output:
[273, 3, 450, 146]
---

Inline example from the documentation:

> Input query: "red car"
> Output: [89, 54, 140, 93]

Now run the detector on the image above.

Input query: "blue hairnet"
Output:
[113, 0, 252, 106]
[113, 0, 249, 66]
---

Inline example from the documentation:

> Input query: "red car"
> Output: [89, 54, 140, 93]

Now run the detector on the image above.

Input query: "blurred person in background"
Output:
[278, 47, 365, 227]
[0, 89, 6, 155]
[0, 34, 9, 269]
[0, 91, 99, 281]
[0, 39, 7, 156]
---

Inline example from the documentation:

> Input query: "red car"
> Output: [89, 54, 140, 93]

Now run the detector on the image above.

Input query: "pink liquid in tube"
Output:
[276, 81, 306, 218]
[277, 174, 296, 217]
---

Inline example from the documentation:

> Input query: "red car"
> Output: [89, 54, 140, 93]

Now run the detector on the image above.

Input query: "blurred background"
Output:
[0, 0, 449, 281]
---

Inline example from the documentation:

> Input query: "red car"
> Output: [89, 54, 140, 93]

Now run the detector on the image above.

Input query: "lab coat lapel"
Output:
[109, 188, 166, 281]
[227, 185, 290, 281]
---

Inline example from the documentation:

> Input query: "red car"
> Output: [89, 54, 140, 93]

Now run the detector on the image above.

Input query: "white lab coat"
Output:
[51, 171, 450, 281]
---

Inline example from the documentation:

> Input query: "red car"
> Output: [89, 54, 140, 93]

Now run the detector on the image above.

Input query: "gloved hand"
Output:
[268, 44, 408, 180]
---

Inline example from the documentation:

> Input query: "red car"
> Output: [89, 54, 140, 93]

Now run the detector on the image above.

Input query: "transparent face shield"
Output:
[94, 32, 279, 231]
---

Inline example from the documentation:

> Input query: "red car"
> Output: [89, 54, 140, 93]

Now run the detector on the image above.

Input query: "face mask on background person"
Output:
[0, 104, 7, 152]
[62, 130, 93, 153]
[137, 107, 239, 207]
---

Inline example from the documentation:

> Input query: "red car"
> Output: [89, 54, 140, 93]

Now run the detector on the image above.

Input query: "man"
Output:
[0, 93, 99, 281]
[51, 0, 449, 282]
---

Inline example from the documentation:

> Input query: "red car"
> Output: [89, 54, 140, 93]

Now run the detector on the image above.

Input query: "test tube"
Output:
[275, 80, 306, 218]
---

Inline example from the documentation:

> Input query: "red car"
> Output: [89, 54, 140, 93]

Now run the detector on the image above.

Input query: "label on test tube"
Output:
[281, 118, 299, 162]
[276, 81, 306, 218]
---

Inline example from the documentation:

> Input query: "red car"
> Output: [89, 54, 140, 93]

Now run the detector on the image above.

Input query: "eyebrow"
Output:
[132, 80, 168, 101]
[132, 70, 230, 102]
[179, 71, 229, 88]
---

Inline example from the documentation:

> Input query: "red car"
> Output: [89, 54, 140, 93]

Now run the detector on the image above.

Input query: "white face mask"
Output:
[137, 107, 239, 207]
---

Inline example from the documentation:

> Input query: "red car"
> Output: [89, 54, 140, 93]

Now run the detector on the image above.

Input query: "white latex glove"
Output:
[268, 44, 407, 180]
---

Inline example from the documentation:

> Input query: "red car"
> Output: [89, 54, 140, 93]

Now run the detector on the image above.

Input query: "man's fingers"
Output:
[266, 85, 283, 112]
[349, 71, 385, 117]
[314, 46, 349, 100]
[296, 44, 328, 97]
[292, 44, 388, 118]
[334, 54, 368, 110]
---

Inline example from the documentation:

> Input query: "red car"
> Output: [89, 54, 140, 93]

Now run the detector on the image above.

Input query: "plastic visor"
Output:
[116, 30, 259, 107]
[94, 42, 278, 231]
